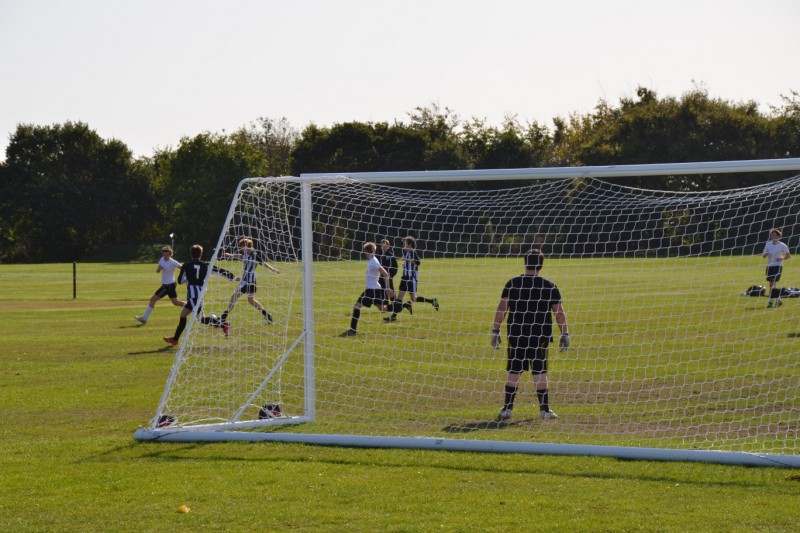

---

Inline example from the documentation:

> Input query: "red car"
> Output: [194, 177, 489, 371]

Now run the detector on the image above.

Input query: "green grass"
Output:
[155, 256, 800, 454]
[1, 263, 800, 532]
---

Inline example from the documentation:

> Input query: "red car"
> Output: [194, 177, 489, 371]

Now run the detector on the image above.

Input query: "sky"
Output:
[1, 0, 799, 160]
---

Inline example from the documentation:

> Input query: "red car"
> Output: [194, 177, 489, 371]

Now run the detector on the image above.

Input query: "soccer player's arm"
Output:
[553, 302, 570, 351]
[177, 264, 188, 285]
[211, 265, 237, 281]
[258, 252, 280, 274]
[782, 246, 790, 261]
[379, 266, 393, 298]
[491, 298, 508, 349]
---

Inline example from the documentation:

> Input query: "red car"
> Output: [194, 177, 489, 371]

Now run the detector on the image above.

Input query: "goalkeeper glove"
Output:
[491, 328, 501, 349]
[559, 333, 571, 352]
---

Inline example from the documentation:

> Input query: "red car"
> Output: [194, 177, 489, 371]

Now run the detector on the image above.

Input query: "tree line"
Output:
[0, 87, 798, 262]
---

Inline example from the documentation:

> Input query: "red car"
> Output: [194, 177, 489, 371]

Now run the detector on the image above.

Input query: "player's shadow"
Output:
[787, 333, 800, 338]
[442, 418, 539, 433]
[128, 345, 175, 355]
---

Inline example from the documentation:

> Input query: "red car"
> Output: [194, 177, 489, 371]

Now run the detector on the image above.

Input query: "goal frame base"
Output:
[133, 430, 800, 468]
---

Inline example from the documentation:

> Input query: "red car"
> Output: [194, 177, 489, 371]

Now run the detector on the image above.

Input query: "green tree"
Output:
[0, 122, 157, 261]
[406, 103, 470, 171]
[289, 105, 471, 186]
[156, 132, 271, 250]
[234, 117, 298, 176]
[562, 86, 797, 190]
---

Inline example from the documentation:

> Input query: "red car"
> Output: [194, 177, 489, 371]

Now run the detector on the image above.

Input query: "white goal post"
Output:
[135, 158, 800, 468]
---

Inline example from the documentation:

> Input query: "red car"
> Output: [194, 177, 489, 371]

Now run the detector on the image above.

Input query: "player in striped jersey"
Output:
[163, 244, 238, 346]
[385, 236, 439, 322]
[220, 237, 281, 325]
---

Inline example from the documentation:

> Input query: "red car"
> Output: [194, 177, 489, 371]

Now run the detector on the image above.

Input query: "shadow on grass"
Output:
[441, 418, 540, 432]
[80, 439, 792, 489]
[119, 323, 147, 329]
[128, 345, 175, 355]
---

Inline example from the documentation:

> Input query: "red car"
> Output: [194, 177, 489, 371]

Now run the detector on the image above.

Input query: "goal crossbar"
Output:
[300, 157, 800, 183]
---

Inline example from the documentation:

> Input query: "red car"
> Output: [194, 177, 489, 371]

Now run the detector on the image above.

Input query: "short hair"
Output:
[238, 237, 254, 248]
[162, 246, 173, 253]
[771, 228, 782, 237]
[363, 242, 376, 254]
[190, 244, 203, 259]
[525, 249, 544, 270]
[380, 238, 390, 245]
[404, 236, 416, 248]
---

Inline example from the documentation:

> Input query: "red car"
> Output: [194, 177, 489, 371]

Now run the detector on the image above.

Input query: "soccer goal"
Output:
[135, 158, 800, 468]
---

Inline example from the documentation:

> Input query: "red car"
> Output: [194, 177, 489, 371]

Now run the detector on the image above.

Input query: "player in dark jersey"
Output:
[385, 236, 438, 322]
[377, 239, 398, 291]
[163, 244, 238, 346]
[491, 249, 570, 421]
[378, 238, 403, 323]
[220, 237, 281, 325]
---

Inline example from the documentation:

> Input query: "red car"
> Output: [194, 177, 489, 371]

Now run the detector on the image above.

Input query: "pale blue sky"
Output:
[1, 0, 798, 159]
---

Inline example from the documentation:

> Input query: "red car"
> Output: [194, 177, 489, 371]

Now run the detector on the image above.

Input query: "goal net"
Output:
[136, 159, 800, 467]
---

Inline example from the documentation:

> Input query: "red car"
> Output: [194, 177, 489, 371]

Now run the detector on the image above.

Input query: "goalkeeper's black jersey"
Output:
[501, 274, 561, 340]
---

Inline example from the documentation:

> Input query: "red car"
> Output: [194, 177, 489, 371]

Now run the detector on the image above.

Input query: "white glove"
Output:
[491, 329, 501, 349]
[559, 333, 571, 352]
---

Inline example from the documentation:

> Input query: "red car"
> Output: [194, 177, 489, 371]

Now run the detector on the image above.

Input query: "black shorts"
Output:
[506, 336, 549, 375]
[399, 278, 417, 294]
[154, 283, 178, 299]
[239, 282, 257, 294]
[766, 265, 783, 283]
[357, 288, 386, 307]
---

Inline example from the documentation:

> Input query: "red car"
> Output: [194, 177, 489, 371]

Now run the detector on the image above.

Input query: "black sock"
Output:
[221, 311, 229, 322]
[771, 287, 780, 299]
[174, 317, 187, 340]
[537, 388, 550, 412]
[417, 296, 431, 303]
[503, 385, 518, 410]
[350, 308, 361, 331]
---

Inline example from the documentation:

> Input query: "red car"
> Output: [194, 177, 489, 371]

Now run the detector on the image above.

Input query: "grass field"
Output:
[2, 262, 800, 532]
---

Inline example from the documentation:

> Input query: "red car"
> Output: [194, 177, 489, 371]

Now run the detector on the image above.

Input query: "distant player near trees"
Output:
[377, 238, 398, 291]
[135, 245, 185, 324]
[340, 242, 408, 337]
[762, 228, 791, 308]
[385, 236, 438, 322]
[163, 244, 238, 346]
[491, 249, 570, 421]
[219, 237, 281, 325]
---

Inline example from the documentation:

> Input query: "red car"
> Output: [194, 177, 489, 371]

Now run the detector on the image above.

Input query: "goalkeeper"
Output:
[491, 249, 569, 421]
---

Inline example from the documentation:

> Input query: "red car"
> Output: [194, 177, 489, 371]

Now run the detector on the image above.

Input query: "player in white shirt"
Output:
[762, 228, 791, 308]
[340, 241, 408, 336]
[135, 246, 185, 324]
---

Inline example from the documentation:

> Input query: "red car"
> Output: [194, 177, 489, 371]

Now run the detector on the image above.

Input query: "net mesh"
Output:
[153, 174, 800, 454]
